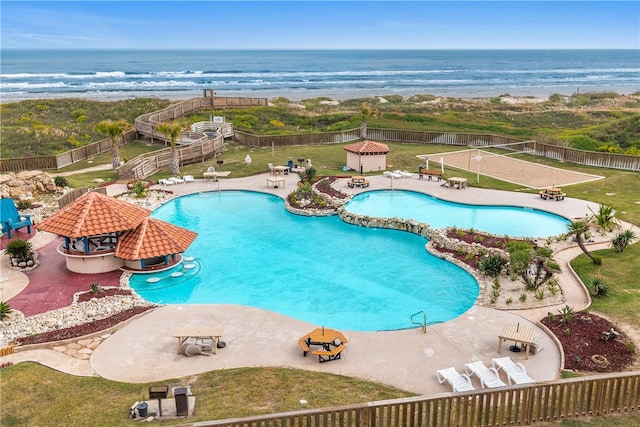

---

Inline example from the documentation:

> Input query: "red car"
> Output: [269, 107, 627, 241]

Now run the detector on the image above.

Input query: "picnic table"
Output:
[347, 176, 370, 188]
[539, 188, 565, 201]
[173, 327, 224, 355]
[298, 327, 348, 363]
[497, 323, 534, 359]
[447, 177, 468, 189]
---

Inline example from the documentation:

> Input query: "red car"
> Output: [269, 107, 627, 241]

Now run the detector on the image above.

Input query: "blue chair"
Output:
[287, 159, 294, 171]
[0, 198, 33, 239]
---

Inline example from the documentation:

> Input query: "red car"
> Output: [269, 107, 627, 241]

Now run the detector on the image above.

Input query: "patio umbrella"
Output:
[37, 191, 151, 239]
[115, 217, 198, 260]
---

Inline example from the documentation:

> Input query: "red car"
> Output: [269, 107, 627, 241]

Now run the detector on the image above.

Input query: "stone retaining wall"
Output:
[0, 171, 58, 200]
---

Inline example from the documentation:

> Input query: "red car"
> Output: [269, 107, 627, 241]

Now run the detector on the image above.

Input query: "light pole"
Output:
[475, 155, 482, 183]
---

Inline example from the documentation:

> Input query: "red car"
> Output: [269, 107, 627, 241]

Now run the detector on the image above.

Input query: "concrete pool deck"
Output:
[5, 171, 634, 397]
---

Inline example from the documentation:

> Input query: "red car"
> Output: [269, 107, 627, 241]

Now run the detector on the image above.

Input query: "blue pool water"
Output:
[344, 190, 570, 238]
[129, 191, 479, 331]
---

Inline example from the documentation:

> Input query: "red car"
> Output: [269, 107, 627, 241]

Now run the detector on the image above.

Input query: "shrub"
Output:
[559, 305, 575, 325]
[129, 180, 149, 198]
[89, 283, 103, 294]
[54, 176, 69, 188]
[612, 229, 636, 253]
[547, 278, 560, 296]
[3, 239, 33, 261]
[535, 289, 545, 301]
[0, 301, 12, 320]
[16, 200, 31, 210]
[478, 255, 508, 277]
[587, 277, 610, 298]
[519, 293, 527, 302]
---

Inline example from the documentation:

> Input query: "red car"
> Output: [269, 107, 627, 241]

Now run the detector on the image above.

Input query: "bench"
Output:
[298, 338, 310, 356]
[418, 169, 442, 181]
[311, 344, 346, 363]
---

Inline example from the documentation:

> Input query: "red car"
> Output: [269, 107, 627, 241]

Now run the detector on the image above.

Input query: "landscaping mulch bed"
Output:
[541, 312, 636, 372]
[17, 306, 153, 346]
[76, 288, 132, 303]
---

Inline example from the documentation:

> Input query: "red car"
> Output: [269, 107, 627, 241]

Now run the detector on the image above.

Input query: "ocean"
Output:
[1, 49, 638, 103]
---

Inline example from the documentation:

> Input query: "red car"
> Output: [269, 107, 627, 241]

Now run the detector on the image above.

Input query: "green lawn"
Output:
[0, 363, 412, 426]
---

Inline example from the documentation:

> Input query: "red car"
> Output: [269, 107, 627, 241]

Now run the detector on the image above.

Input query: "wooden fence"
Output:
[3, 95, 638, 174]
[187, 371, 640, 427]
[56, 186, 107, 209]
[0, 130, 137, 173]
[234, 128, 527, 149]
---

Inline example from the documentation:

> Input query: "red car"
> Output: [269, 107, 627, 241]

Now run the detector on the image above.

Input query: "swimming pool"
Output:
[129, 191, 479, 331]
[344, 190, 570, 237]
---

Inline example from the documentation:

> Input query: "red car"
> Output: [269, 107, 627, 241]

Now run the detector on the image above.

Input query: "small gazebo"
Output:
[116, 217, 198, 271]
[344, 140, 390, 174]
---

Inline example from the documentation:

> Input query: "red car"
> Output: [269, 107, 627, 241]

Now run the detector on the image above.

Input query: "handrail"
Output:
[411, 310, 427, 333]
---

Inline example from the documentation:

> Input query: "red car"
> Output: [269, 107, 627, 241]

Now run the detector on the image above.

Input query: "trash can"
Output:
[174, 387, 189, 416]
[137, 402, 148, 418]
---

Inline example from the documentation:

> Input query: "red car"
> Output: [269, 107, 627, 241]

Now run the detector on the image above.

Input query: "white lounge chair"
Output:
[436, 367, 475, 392]
[159, 178, 176, 186]
[169, 176, 184, 184]
[491, 357, 535, 385]
[383, 171, 402, 179]
[464, 361, 507, 389]
[183, 175, 195, 182]
[395, 170, 413, 178]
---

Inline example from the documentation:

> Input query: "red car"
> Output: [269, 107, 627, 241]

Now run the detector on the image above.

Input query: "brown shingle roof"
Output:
[37, 191, 151, 238]
[344, 140, 389, 155]
[115, 217, 198, 260]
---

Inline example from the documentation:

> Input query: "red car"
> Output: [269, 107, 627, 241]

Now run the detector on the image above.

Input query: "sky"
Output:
[1, 1, 639, 50]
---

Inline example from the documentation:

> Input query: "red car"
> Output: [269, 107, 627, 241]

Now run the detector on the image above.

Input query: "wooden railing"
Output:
[116, 137, 224, 180]
[187, 371, 640, 427]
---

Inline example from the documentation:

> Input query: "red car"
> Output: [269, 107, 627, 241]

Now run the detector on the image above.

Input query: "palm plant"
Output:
[359, 102, 380, 139]
[95, 119, 130, 170]
[611, 229, 637, 253]
[3, 239, 33, 262]
[589, 204, 619, 232]
[156, 121, 184, 175]
[587, 277, 610, 298]
[567, 219, 600, 264]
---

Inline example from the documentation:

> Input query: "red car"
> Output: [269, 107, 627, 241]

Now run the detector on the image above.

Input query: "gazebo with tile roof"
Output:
[36, 191, 197, 274]
[344, 140, 389, 174]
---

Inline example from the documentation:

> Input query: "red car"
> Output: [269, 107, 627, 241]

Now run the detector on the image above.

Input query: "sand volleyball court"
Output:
[421, 149, 604, 189]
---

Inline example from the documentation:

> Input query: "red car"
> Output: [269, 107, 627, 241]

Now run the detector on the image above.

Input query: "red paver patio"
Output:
[6, 235, 122, 317]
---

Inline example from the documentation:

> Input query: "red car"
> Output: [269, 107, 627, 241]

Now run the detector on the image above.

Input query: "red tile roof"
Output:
[344, 140, 389, 155]
[115, 217, 198, 260]
[37, 191, 151, 238]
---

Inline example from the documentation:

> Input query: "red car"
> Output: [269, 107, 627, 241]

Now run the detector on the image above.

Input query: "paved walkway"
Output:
[3, 171, 637, 396]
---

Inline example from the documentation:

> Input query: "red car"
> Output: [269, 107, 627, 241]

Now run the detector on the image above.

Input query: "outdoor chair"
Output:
[491, 357, 535, 385]
[464, 361, 506, 389]
[436, 367, 476, 392]
[183, 175, 195, 182]
[1, 198, 33, 239]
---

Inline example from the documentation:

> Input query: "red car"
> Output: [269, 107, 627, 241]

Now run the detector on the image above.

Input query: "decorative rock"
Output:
[0, 292, 153, 346]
